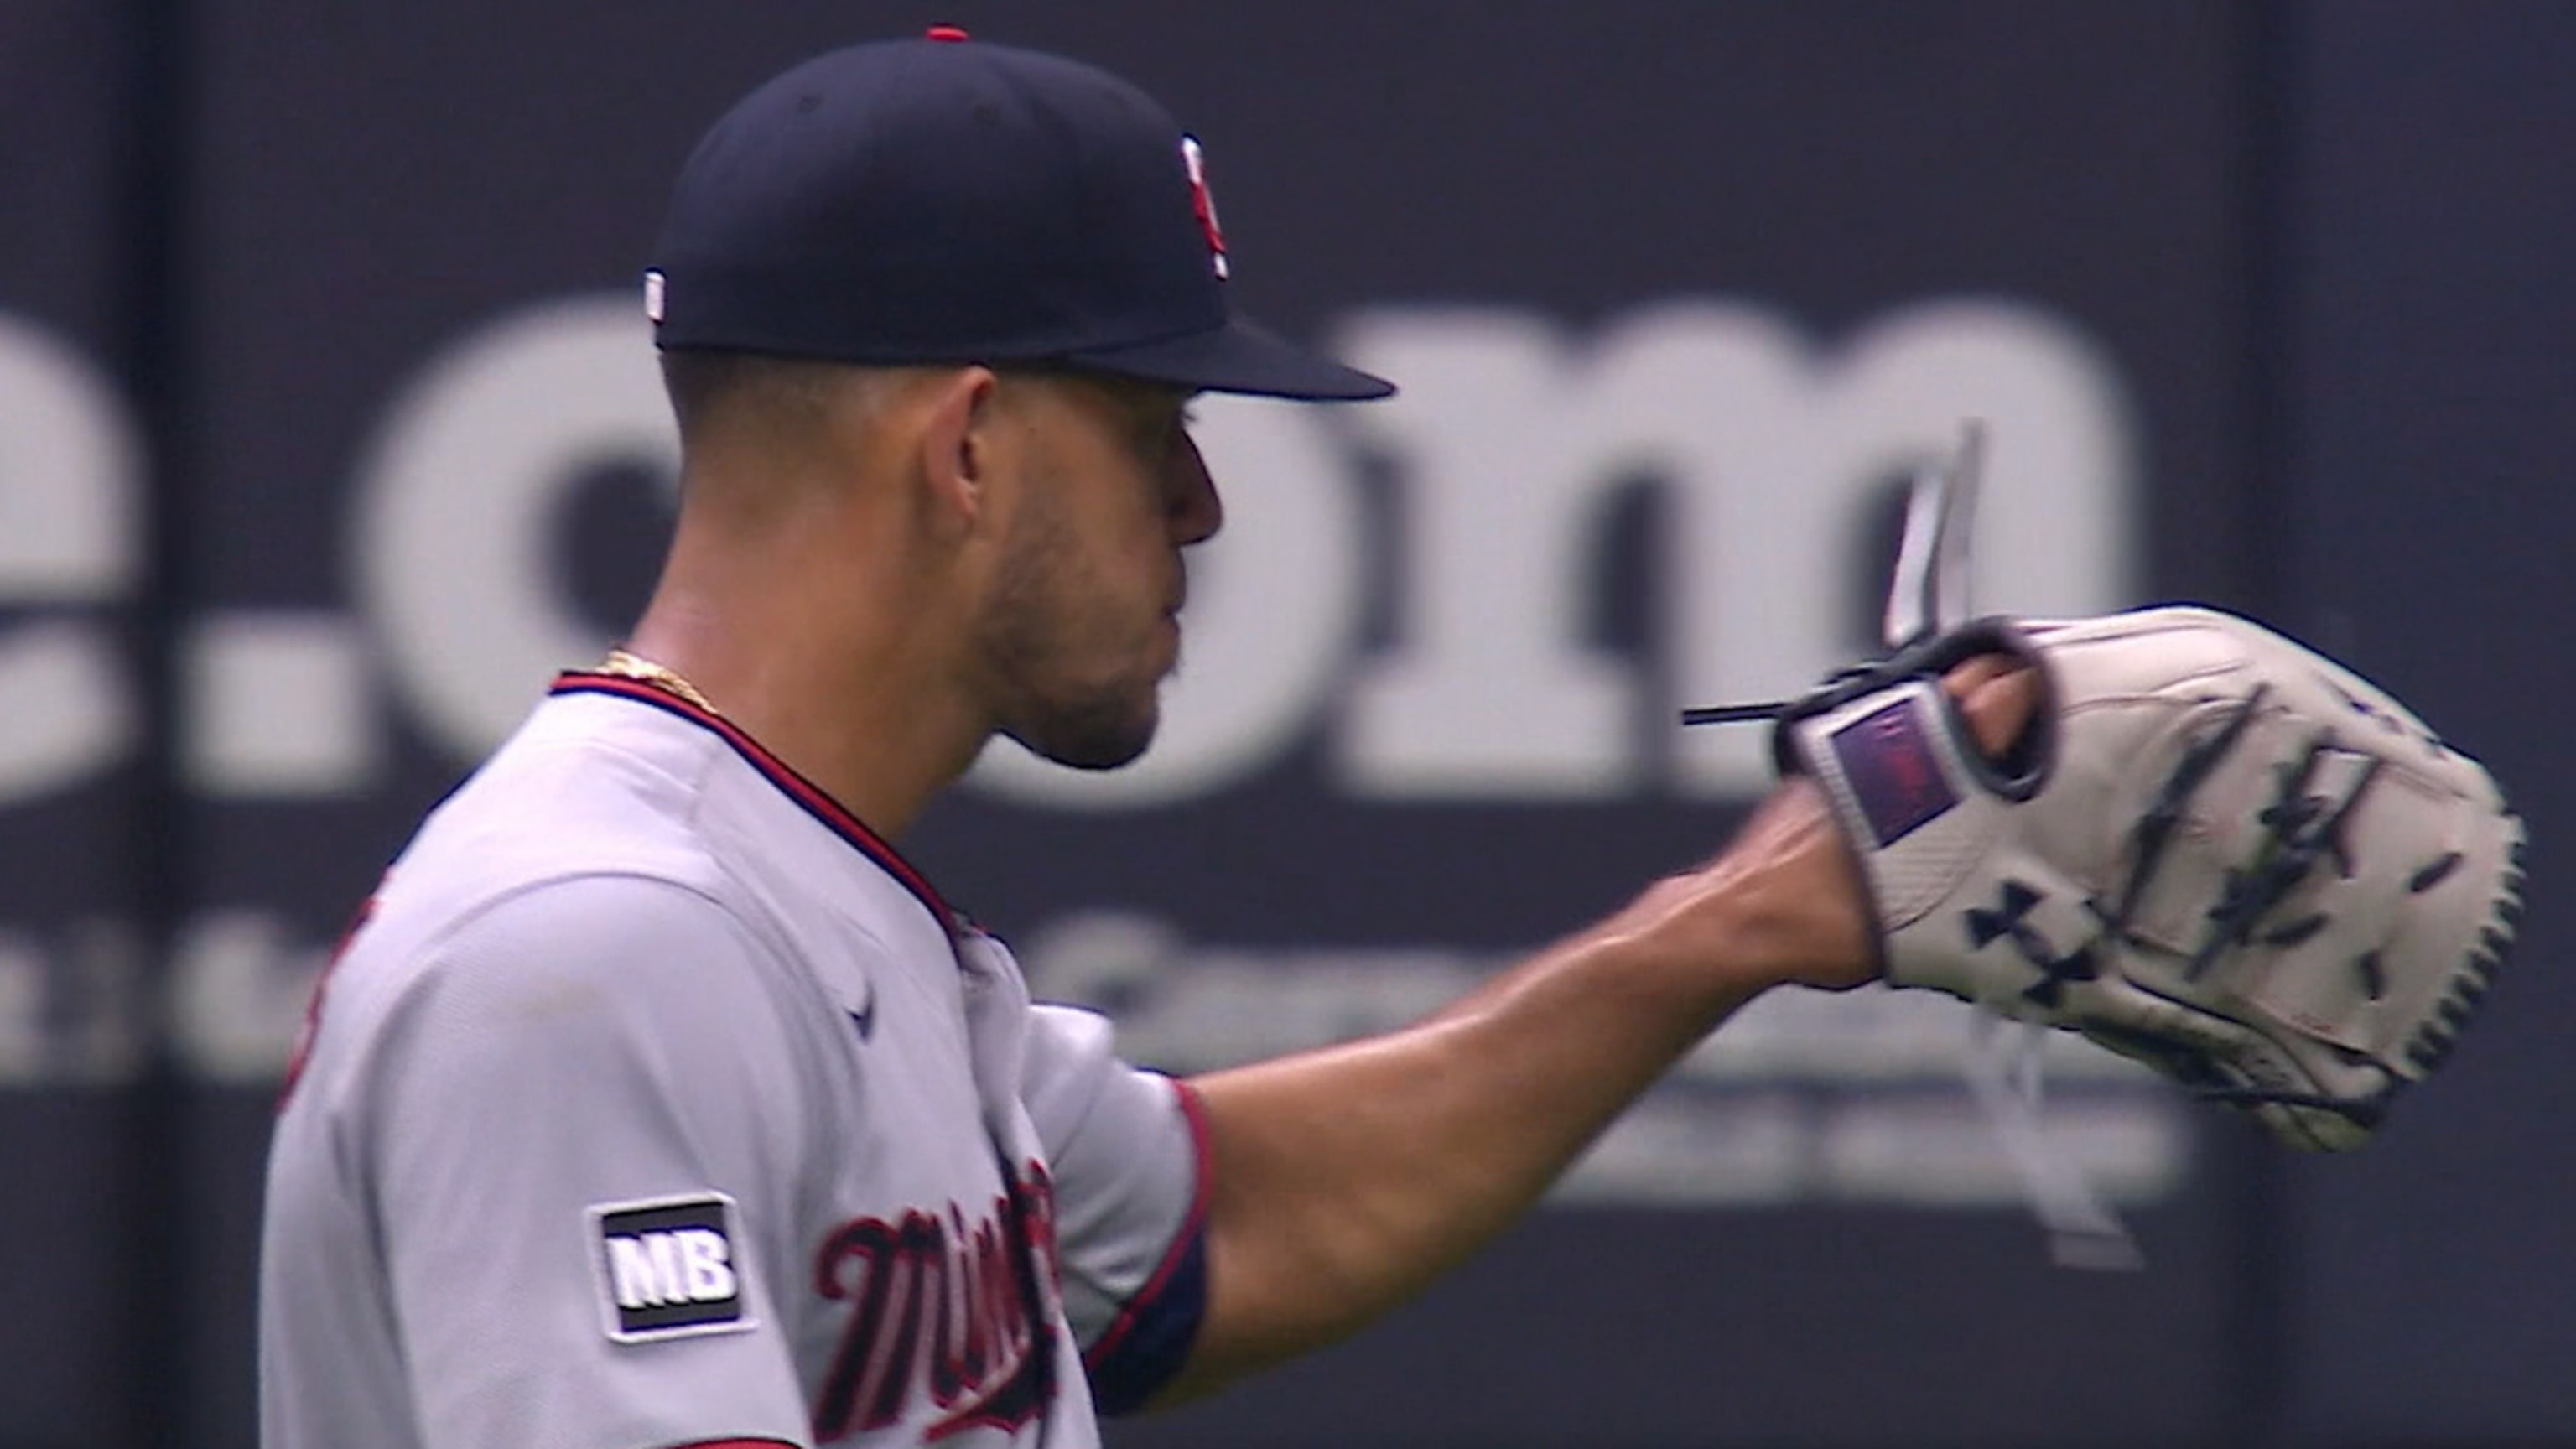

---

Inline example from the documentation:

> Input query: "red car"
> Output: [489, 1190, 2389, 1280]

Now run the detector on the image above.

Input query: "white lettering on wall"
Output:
[354, 297, 675, 759]
[0, 294, 2137, 806]
[0, 293, 2148, 1099]
[1332, 299, 2136, 798]
[0, 291, 2126, 810]
[0, 314, 141, 803]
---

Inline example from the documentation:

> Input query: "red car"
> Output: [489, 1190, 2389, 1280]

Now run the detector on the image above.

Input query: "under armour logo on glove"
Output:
[1964, 880, 2102, 1009]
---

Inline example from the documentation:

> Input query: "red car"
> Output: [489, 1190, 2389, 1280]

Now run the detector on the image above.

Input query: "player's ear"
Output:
[913, 365, 1003, 541]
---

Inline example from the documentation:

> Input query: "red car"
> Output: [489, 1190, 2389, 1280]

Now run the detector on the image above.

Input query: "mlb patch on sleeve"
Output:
[589, 1192, 756, 1343]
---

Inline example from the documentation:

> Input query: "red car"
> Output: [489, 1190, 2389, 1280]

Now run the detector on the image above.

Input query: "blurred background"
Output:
[3, 2, 2571, 1446]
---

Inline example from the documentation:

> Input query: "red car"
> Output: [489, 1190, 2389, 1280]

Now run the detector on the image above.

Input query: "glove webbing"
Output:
[1983, 684, 2391, 1125]
[2094, 684, 2270, 950]
[2186, 738, 2384, 981]
[2093, 695, 2392, 1123]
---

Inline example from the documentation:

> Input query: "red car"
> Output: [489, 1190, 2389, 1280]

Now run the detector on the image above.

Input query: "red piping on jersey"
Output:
[553, 673, 961, 943]
[1082, 1077, 1214, 1374]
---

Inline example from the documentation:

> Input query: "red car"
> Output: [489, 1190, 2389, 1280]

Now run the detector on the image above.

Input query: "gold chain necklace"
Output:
[595, 647, 721, 715]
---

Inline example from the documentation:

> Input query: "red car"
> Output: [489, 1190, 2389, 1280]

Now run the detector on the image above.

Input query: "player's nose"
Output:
[1167, 431, 1223, 546]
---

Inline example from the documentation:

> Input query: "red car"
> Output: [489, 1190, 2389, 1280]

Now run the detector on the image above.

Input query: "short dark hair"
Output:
[657, 347, 850, 444]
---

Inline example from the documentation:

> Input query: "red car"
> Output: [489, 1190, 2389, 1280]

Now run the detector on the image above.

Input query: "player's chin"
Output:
[1008, 682, 1163, 772]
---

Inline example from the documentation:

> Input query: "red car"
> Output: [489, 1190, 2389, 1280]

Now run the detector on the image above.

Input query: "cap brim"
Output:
[1063, 314, 1395, 401]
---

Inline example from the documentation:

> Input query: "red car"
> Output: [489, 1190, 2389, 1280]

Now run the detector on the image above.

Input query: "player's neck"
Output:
[621, 553, 986, 842]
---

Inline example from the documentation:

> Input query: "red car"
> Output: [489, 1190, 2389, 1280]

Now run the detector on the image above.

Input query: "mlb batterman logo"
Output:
[589, 1192, 755, 1343]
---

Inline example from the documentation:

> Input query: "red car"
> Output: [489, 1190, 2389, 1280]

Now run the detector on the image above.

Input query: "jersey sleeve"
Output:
[1015, 1001, 1210, 1415]
[354, 875, 814, 1449]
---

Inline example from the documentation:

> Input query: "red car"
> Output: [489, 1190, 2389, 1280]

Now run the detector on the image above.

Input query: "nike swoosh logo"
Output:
[845, 987, 876, 1041]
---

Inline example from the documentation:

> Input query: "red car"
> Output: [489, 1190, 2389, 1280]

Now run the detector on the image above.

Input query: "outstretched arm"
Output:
[1156, 660, 2030, 1400]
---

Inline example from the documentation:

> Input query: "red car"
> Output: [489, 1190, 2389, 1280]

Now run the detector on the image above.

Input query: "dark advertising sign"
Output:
[0, 5, 153, 1445]
[0, 3, 2271, 1444]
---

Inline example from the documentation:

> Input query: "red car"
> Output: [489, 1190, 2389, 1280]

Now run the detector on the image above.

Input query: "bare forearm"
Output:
[1163, 856, 1801, 1396]
[1140, 673, 2028, 1406]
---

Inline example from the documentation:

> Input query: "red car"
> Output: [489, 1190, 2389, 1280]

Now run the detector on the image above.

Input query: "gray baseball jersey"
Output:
[260, 672, 1210, 1448]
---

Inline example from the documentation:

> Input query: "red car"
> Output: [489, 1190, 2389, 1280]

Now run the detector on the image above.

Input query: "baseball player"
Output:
[258, 30, 2028, 1449]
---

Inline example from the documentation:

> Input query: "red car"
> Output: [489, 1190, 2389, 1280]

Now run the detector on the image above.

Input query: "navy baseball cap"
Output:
[645, 28, 1394, 402]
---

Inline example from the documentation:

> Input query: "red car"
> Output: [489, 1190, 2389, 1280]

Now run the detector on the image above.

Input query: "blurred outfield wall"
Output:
[1, 4, 2570, 1446]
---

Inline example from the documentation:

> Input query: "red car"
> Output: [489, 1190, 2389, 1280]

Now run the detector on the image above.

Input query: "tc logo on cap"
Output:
[1180, 136, 1230, 280]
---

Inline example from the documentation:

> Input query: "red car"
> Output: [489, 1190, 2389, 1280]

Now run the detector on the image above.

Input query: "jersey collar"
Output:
[552, 671, 964, 944]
